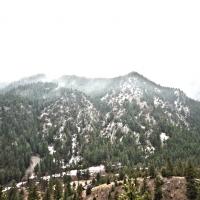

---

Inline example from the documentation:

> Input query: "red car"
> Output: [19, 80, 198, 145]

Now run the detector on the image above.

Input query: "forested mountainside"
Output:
[1, 72, 200, 185]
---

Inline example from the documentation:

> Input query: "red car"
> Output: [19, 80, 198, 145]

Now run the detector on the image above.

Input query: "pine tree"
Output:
[54, 179, 63, 200]
[149, 164, 156, 179]
[0, 185, 4, 199]
[63, 182, 73, 199]
[96, 173, 101, 183]
[92, 178, 96, 186]
[185, 161, 197, 200]
[84, 170, 90, 180]
[141, 176, 147, 195]
[77, 184, 83, 199]
[28, 185, 40, 200]
[7, 183, 19, 200]
[154, 176, 163, 200]
[63, 186, 68, 200]
[108, 191, 112, 200]
[196, 180, 200, 200]
[18, 189, 25, 200]
[66, 182, 73, 196]
[119, 178, 144, 200]
[86, 186, 92, 196]
[165, 158, 173, 177]
[107, 177, 111, 185]
[174, 161, 184, 176]
[63, 175, 72, 184]
[0, 185, 7, 200]
[44, 179, 54, 200]
[43, 187, 52, 200]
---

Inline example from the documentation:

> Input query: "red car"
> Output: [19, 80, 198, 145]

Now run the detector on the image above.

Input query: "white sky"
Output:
[0, 0, 200, 98]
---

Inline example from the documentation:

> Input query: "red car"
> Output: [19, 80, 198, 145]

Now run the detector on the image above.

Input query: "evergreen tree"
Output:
[108, 191, 112, 200]
[0, 185, 4, 199]
[18, 189, 25, 200]
[96, 173, 101, 183]
[0, 185, 7, 200]
[119, 178, 146, 200]
[77, 184, 83, 199]
[63, 186, 68, 200]
[174, 161, 184, 176]
[154, 176, 163, 200]
[7, 183, 19, 200]
[63, 182, 73, 199]
[185, 161, 197, 200]
[149, 164, 156, 179]
[43, 187, 53, 200]
[92, 178, 96, 186]
[63, 175, 72, 184]
[28, 185, 40, 200]
[196, 180, 200, 200]
[141, 176, 147, 195]
[54, 179, 63, 200]
[165, 158, 173, 177]
[107, 177, 111, 185]
[86, 186, 92, 196]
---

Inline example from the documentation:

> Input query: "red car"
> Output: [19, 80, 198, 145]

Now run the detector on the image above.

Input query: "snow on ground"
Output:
[141, 125, 145, 130]
[16, 182, 26, 188]
[154, 97, 165, 108]
[88, 165, 105, 175]
[48, 145, 56, 155]
[68, 135, 82, 165]
[42, 165, 105, 181]
[69, 155, 82, 165]
[160, 132, 169, 145]
[4, 164, 106, 191]
[3, 187, 11, 192]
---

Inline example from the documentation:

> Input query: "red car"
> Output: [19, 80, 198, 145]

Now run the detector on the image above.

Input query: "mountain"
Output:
[2, 74, 46, 92]
[0, 82, 8, 89]
[1, 72, 200, 184]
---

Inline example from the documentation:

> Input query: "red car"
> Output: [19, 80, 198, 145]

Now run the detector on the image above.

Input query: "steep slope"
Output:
[0, 94, 42, 184]
[39, 89, 100, 167]
[1, 72, 200, 184]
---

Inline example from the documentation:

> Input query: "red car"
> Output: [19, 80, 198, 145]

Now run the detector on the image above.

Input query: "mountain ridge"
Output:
[0, 71, 200, 185]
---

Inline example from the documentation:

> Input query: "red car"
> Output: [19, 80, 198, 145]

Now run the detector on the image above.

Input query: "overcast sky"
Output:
[0, 0, 200, 98]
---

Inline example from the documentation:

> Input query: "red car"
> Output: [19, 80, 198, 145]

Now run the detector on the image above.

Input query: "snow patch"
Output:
[160, 132, 169, 144]
[48, 145, 56, 155]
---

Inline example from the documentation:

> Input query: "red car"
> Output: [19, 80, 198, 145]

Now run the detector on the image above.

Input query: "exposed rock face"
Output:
[83, 177, 187, 200]
[162, 177, 187, 200]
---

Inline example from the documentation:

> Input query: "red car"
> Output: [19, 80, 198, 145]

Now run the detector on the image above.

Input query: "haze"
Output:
[0, 0, 200, 99]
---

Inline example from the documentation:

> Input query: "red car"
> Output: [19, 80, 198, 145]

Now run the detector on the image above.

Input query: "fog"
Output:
[0, 0, 200, 99]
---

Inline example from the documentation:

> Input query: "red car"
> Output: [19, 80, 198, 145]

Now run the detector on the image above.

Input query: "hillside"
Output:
[83, 177, 187, 200]
[1, 72, 200, 185]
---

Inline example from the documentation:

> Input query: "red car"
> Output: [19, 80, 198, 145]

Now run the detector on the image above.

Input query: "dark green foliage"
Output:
[77, 184, 83, 199]
[119, 170, 125, 181]
[185, 161, 198, 200]
[2, 74, 200, 186]
[86, 186, 92, 196]
[141, 176, 147, 195]
[43, 181, 53, 200]
[107, 177, 111, 185]
[154, 176, 163, 200]
[0, 185, 4, 199]
[63, 175, 72, 184]
[119, 178, 151, 200]
[149, 164, 156, 179]
[7, 183, 19, 200]
[28, 184, 40, 200]
[96, 173, 101, 183]
[54, 179, 63, 200]
[161, 158, 173, 177]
